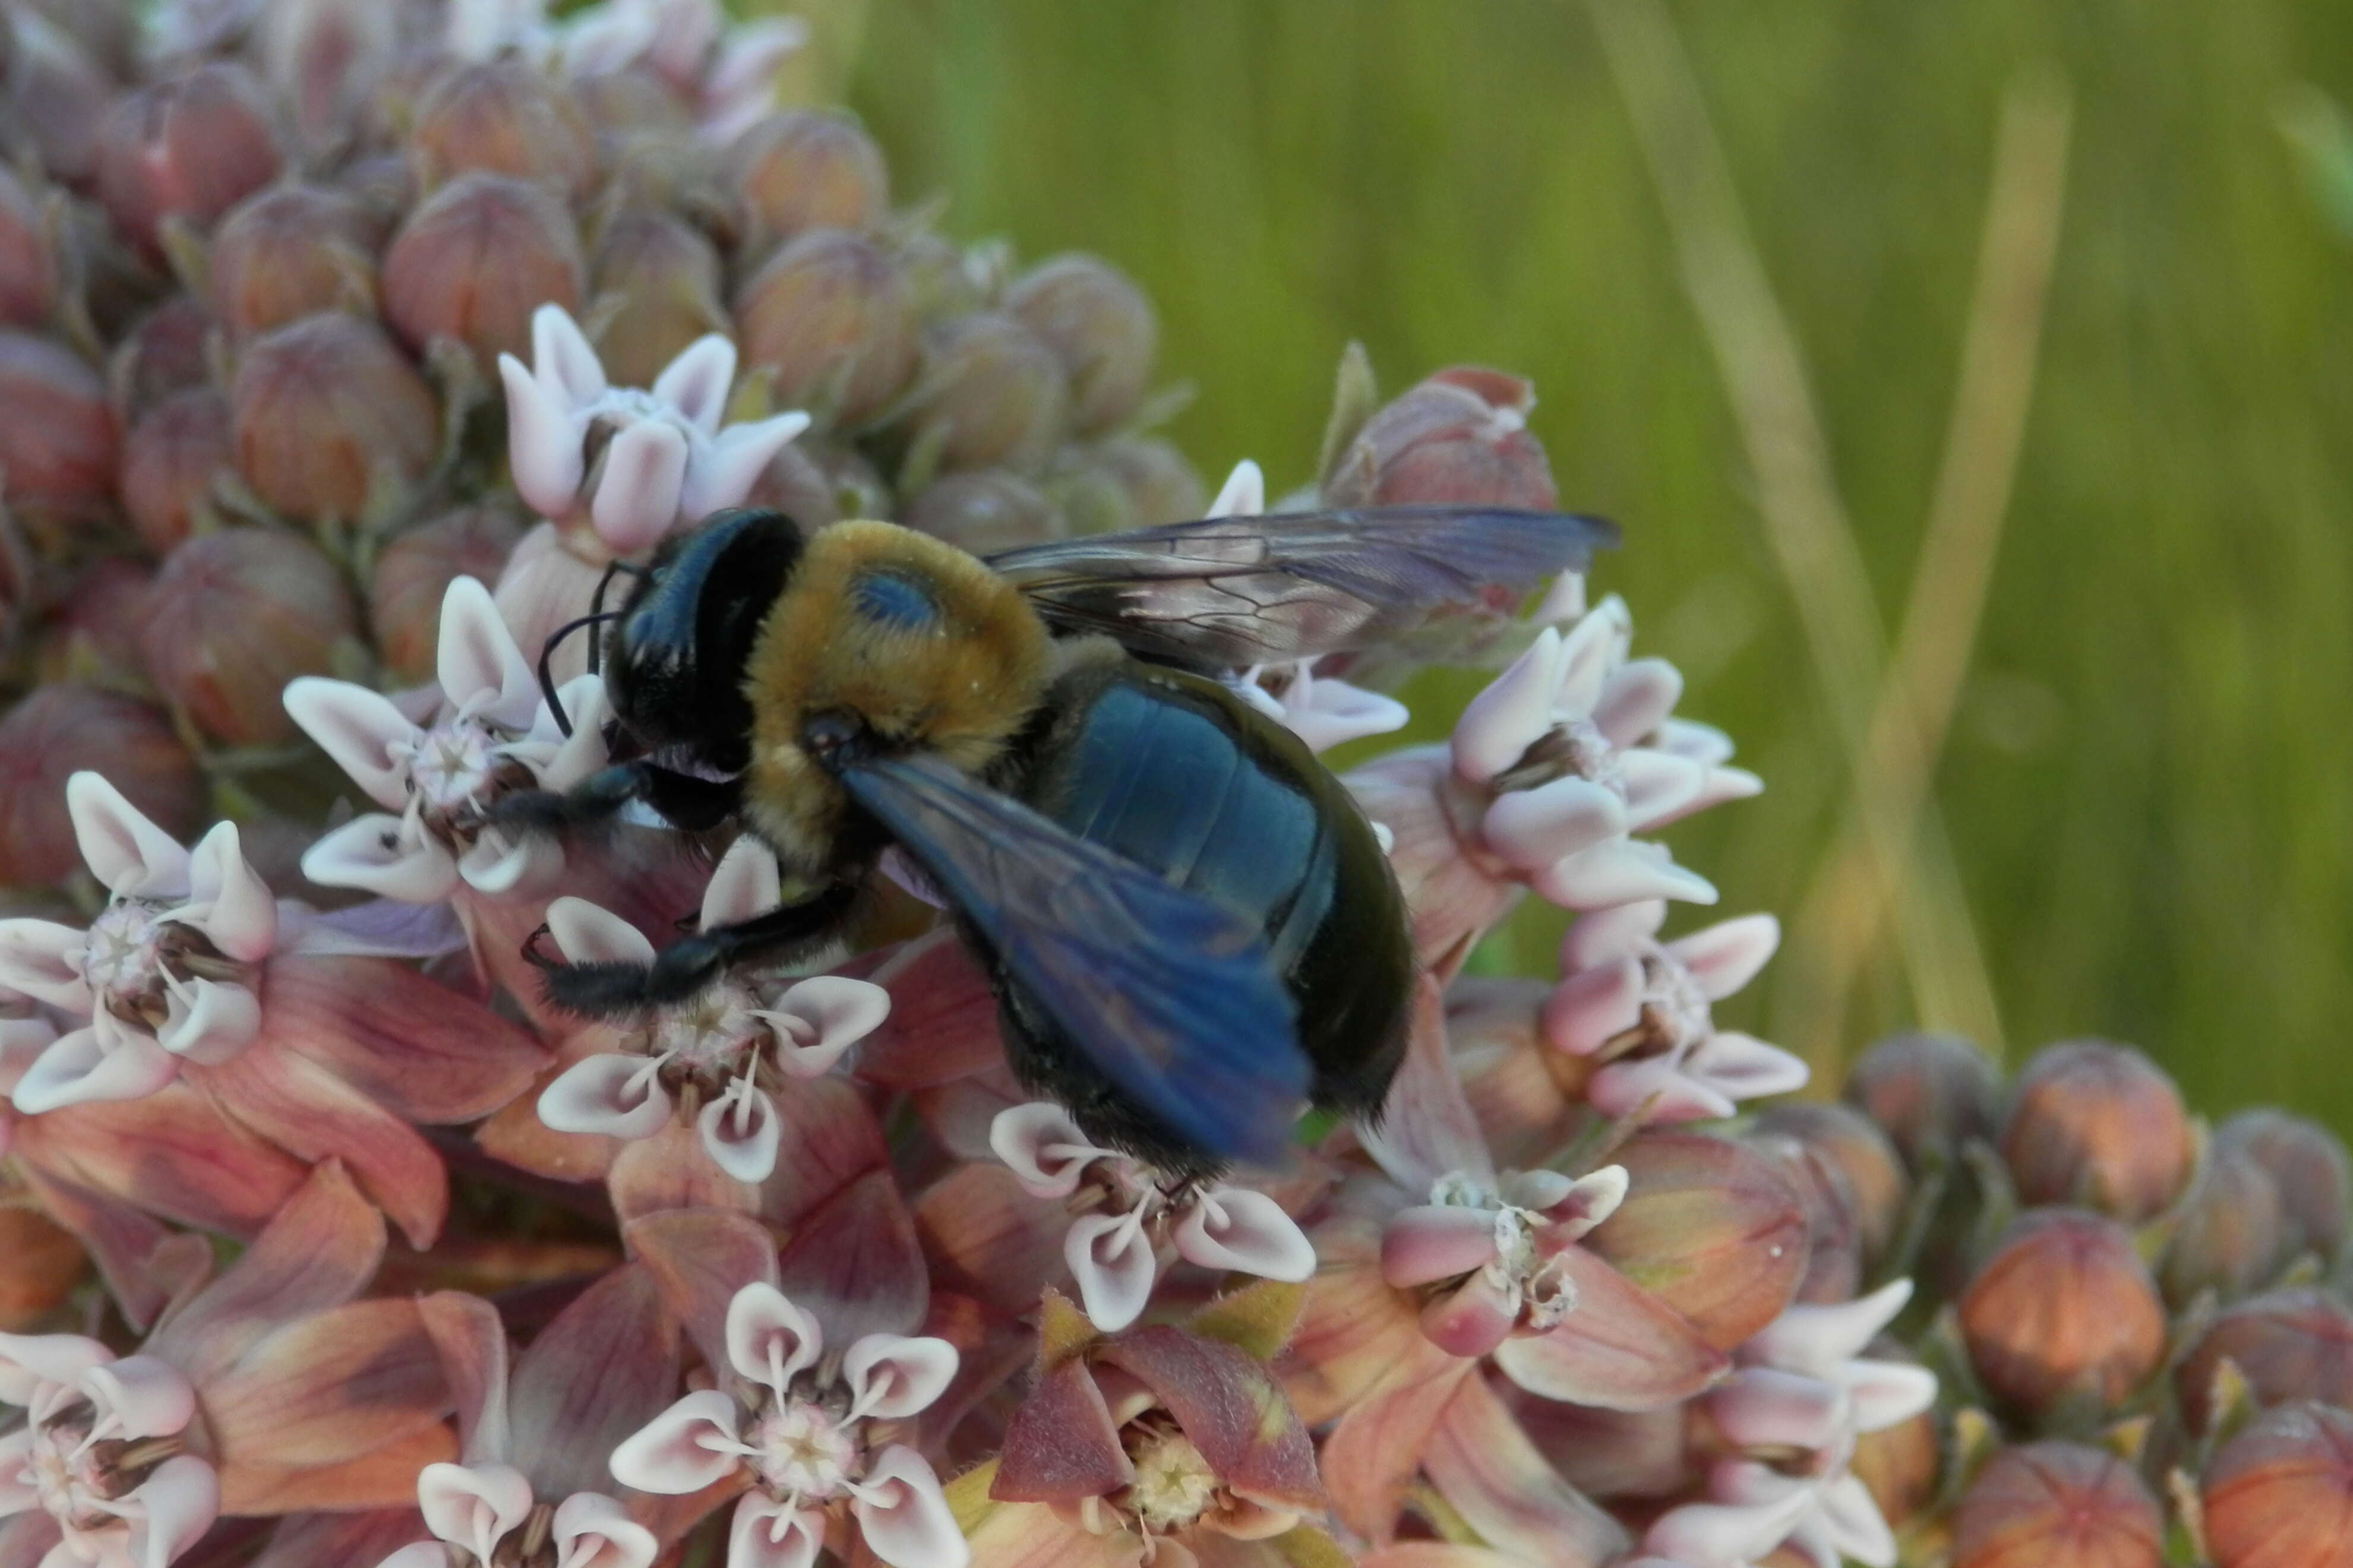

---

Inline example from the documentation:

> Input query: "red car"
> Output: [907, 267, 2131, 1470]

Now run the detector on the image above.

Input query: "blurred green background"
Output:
[823, 1, 2353, 1128]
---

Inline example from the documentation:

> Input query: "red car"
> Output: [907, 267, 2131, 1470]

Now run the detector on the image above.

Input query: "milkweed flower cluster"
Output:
[0, 3, 2348, 1566]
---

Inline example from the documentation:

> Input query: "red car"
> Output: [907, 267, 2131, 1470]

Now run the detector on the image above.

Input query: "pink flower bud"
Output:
[94, 62, 283, 252]
[1960, 1209, 2166, 1417]
[1046, 435, 1207, 535]
[1, 11, 115, 184]
[907, 310, 1070, 473]
[739, 435, 863, 530]
[733, 228, 918, 425]
[2178, 1289, 2353, 1434]
[208, 184, 380, 340]
[0, 685, 201, 884]
[0, 1206, 84, 1329]
[900, 469, 1061, 555]
[0, 166, 56, 328]
[121, 387, 233, 552]
[1006, 254, 1158, 435]
[1751, 1102, 1909, 1268]
[1581, 1130, 1808, 1351]
[1953, 1441, 2163, 1568]
[2161, 1144, 2287, 1306]
[1845, 1029, 2003, 1171]
[1749, 1128, 1864, 1305]
[2218, 1108, 2353, 1262]
[2000, 1039, 2191, 1222]
[369, 504, 528, 683]
[140, 527, 361, 744]
[2204, 1401, 2353, 1568]
[1324, 366, 1558, 510]
[728, 110, 889, 253]
[409, 59, 598, 203]
[34, 555, 152, 694]
[231, 311, 440, 521]
[588, 210, 727, 389]
[382, 172, 586, 368]
[108, 294, 210, 426]
[0, 329, 116, 538]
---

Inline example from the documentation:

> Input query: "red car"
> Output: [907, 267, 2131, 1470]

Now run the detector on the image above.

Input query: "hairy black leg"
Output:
[528, 881, 863, 1019]
[488, 761, 743, 836]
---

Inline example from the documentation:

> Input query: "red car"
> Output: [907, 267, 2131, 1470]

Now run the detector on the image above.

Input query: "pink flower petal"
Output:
[181, 824, 277, 962]
[700, 837, 781, 930]
[1419, 1269, 1520, 1359]
[457, 828, 563, 898]
[551, 1492, 659, 1568]
[1705, 1368, 1847, 1452]
[1173, 1187, 1316, 1281]
[758, 975, 889, 1078]
[590, 421, 691, 553]
[650, 335, 737, 434]
[1481, 776, 1626, 872]
[282, 679, 421, 811]
[1065, 1209, 1157, 1333]
[1618, 750, 1708, 831]
[773, 1171, 930, 1343]
[607, 1389, 744, 1495]
[1742, 1279, 1911, 1376]
[1667, 915, 1780, 1002]
[1814, 1471, 1896, 1566]
[1206, 459, 1265, 518]
[125, 1455, 219, 1568]
[416, 1292, 510, 1466]
[1360, 976, 1496, 1192]
[1593, 657, 1684, 747]
[842, 1333, 959, 1420]
[1683, 1032, 1809, 1102]
[624, 1208, 779, 1374]
[1549, 600, 1625, 720]
[417, 1462, 534, 1563]
[538, 1054, 672, 1142]
[81, 1354, 195, 1439]
[1284, 676, 1408, 753]
[1533, 839, 1717, 911]
[501, 352, 589, 519]
[853, 1447, 967, 1568]
[198, 1299, 450, 1473]
[684, 414, 811, 519]
[157, 978, 261, 1066]
[1540, 957, 1644, 1058]
[1381, 1205, 1502, 1288]
[12, 1027, 181, 1113]
[545, 899, 658, 969]
[1532, 1166, 1629, 1243]
[0, 920, 93, 1011]
[1451, 627, 1562, 785]
[1843, 1357, 1937, 1433]
[438, 577, 541, 732]
[1421, 1371, 1629, 1568]
[987, 1102, 1106, 1200]
[1489, 1248, 1727, 1409]
[1321, 1365, 1475, 1544]
[1641, 1487, 1814, 1568]
[0, 1332, 113, 1403]
[728, 1494, 822, 1568]
[509, 1267, 680, 1501]
[374, 1545, 450, 1568]
[532, 304, 608, 409]
[724, 1281, 823, 1398]
[697, 1085, 782, 1183]
[65, 773, 191, 897]
[258, 956, 545, 1125]
[1558, 900, 1668, 970]
[535, 676, 613, 792]
[299, 814, 461, 903]
[1657, 717, 1735, 766]
[1587, 1054, 1739, 1125]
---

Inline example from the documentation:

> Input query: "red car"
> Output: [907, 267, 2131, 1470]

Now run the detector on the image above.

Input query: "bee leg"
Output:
[528, 881, 862, 1017]
[491, 761, 743, 836]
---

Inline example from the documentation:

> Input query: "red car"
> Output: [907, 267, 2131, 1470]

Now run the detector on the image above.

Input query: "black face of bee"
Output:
[606, 508, 804, 773]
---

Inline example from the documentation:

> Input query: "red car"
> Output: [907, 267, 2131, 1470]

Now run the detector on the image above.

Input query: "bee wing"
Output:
[836, 753, 1308, 1165]
[984, 505, 1618, 666]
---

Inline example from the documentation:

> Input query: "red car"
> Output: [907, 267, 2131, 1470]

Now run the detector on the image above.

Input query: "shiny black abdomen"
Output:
[998, 657, 1413, 1171]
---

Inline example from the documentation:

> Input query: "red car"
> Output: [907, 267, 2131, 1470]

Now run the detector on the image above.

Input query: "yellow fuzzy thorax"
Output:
[741, 519, 1052, 874]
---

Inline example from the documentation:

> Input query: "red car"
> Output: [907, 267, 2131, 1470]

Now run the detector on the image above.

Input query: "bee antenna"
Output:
[536, 609, 626, 738]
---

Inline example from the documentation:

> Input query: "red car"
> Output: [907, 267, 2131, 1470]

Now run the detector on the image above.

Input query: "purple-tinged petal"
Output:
[1587, 1055, 1739, 1125]
[1420, 1269, 1519, 1359]
[65, 773, 192, 898]
[774, 1169, 929, 1342]
[609, 1120, 757, 1225]
[697, 1085, 781, 1183]
[81, 1354, 195, 1439]
[757, 975, 889, 1079]
[1098, 1327, 1324, 1514]
[1490, 1248, 1727, 1410]
[854, 1447, 967, 1568]
[551, 1492, 658, 1568]
[683, 415, 811, 519]
[608, 1390, 744, 1496]
[624, 1209, 779, 1376]
[539, 1055, 671, 1142]
[181, 824, 276, 962]
[510, 1268, 680, 1503]
[1667, 915, 1780, 1002]
[1361, 976, 1495, 1192]
[438, 577, 541, 731]
[545, 899, 657, 968]
[219, 1426, 456, 1516]
[260, 956, 545, 1124]
[650, 336, 737, 434]
[282, 679, 421, 811]
[1655, 716, 1736, 764]
[1592, 658, 1684, 747]
[157, 979, 261, 1066]
[991, 1356, 1133, 1503]
[855, 932, 1005, 1092]
[1284, 676, 1409, 753]
[911, 1164, 1069, 1322]
[1321, 1365, 1474, 1544]
[416, 1294, 510, 1466]
[590, 422, 690, 554]
[203, 1299, 451, 1475]
[1532, 839, 1716, 911]
[844, 1334, 959, 1420]
[1640, 1486, 1813, 1568]
[532, 305, 607, 407]
[1206, 459, 1265, 518]
[417, 1462, 533, 1563]
[1063, 1209, 1157, 1333]
[1381, 1205, 1501, 1289]
[501, 353, 589, 519]
[263, 1513, 435, 1568]
[1549, 601, 1625, 722]
[700, 837, 781, 930]
[724, 1281, 823, 1399]
[1619, 751, 1708, 832]
[1558, 900, 1667, 970]
[0, 1332, 113, 1403]
[299, 815, 460, 903]
[0, 922, 93, 1013]
[1451, 628, 1561, 785]
[1540, 958, 1644, 1058]
[126, 1455, 219, 1568]
[1481, 777, 1626, 872]
[1682, 1032, 1809, 1103]
[1703, 1367, 1846, 1452]
[1422, 1373, 1628, 1568]
[728, 1494, 821, 1568]
[1531, 1166, 1629, 1244]
[457, 828, 563, 899]
[1174, 1187, 1316, 1282]
[11, 1087, 305, 1247]
[987, 1102, 1106, 1200]
[12, 1028, 181, 1113]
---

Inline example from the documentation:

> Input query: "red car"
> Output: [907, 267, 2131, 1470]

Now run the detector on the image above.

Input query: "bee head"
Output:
[605, 507, 806, 774]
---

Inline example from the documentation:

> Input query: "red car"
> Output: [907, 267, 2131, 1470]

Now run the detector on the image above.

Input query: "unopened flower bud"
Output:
[0, 685, 201, 884]
[140, 527, 361, 744]
[382, 172, 586, 366]
[1006, 254, 1157, 435]
[1750, 1128, 1864, 1304]
[337, 153, 415, 228]
[108, 294, 211, 425]
[733, 228, 917, 425]
[728, 110, 887, 251]
[1845, 1030, 2003, 1171]
[2001, 1039, 2191, 1222]
[34, 556, 151, 693]
[1324, 366, 1558, 510]
[742, 434, 880, 527]
[2161, 1145, 2287, 1307]
[1960, 1209, 2166, 1417]
[588, 210, 727, 388]
[1850, 1339, 1940, 1528]
[0, 329, 116, 538]
[907, 310, 1070, 473]
[893, 229, 989, 323]
[208, 184, 380, 339]
[29, 0, 134, 77]
[1, 11, 115, 184]
[901, 469, 1062, 555]
[370, 502, 527, 682]
[1047, 435, 1207, 535]
[2218, 1109, 2353, 1262]
[0, 1207, 84, 1328]
[1751, 1102, 1909, 1267]
[0, 166, 56, 328]
[230, 311, 439, 521]
[1952, 1441, 2163, 1568]
[94, 61, 283, 252]
[1581, 1129, 1808, 1350]
[409, 58, 598, 201]
[2204, 1401, 2353, 1568]
[121, 387, 234, 552]
[2177, 1290, 2353, 1434]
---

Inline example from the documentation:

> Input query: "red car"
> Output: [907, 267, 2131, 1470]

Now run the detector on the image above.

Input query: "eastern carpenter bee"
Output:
[500, 503, 1615, 1175]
